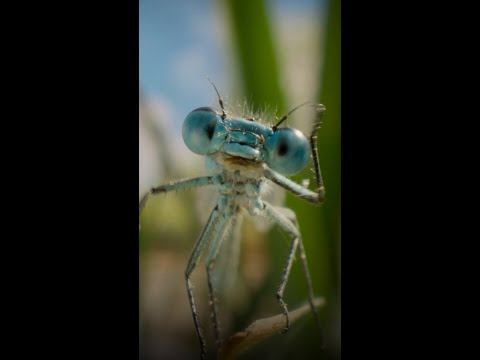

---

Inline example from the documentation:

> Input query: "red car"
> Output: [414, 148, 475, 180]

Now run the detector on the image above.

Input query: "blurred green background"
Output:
[139, 0, 340, 359]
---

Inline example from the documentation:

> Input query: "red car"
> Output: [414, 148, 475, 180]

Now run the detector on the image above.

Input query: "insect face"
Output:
[183, 107, 311, 176]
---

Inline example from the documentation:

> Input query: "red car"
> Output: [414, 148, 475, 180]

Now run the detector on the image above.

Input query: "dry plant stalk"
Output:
[217, 297, 325, 360]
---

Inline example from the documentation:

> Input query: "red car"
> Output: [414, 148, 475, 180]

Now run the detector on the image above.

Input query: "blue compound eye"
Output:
[182, 107, 221, 155]
[265, 128, 311, 176]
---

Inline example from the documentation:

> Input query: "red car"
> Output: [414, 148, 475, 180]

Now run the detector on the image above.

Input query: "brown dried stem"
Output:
[217, 297, 325, 360]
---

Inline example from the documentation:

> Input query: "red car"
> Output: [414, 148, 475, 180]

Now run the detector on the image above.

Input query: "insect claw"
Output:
[280, 312, 291, 334]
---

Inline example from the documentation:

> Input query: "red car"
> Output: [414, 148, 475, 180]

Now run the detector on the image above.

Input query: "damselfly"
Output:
[139, 81, 326, 359]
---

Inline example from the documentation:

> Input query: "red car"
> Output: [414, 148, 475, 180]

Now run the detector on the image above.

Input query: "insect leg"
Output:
[139, 174, 223, 216]
[205, 211, 237, 349]
[185, 204, 222, 360]
[262, 201, 302, 333]
[263, 166, 325, 205]
[264, 105, 326, 206]
[274, 206, 325, 347]
[309, 104, 326, 193]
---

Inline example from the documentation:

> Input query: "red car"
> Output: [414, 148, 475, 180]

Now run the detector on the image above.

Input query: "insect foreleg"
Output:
[139, 175, 223, 216]
[263, 167, 324, 205]
[309, 104, 326, 195]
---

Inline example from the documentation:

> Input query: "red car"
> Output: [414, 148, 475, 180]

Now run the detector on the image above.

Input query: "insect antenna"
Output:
[272, 101, 311, 130]
[206, 77, 226, 118]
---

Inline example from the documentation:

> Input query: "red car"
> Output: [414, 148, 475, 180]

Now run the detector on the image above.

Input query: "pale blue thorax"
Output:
[216, 170, 267, 217]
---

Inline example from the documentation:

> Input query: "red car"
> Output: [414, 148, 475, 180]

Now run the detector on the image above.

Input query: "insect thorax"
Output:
[216, 166, 267, 217]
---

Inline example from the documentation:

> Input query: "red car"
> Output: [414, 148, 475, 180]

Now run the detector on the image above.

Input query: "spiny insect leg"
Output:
[205, 211, 236, 348]
[276, 206, 325, 348]
[185, 205, 221, 359]
[139, 175, 223, 217]
[262, 202, 302, 333]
